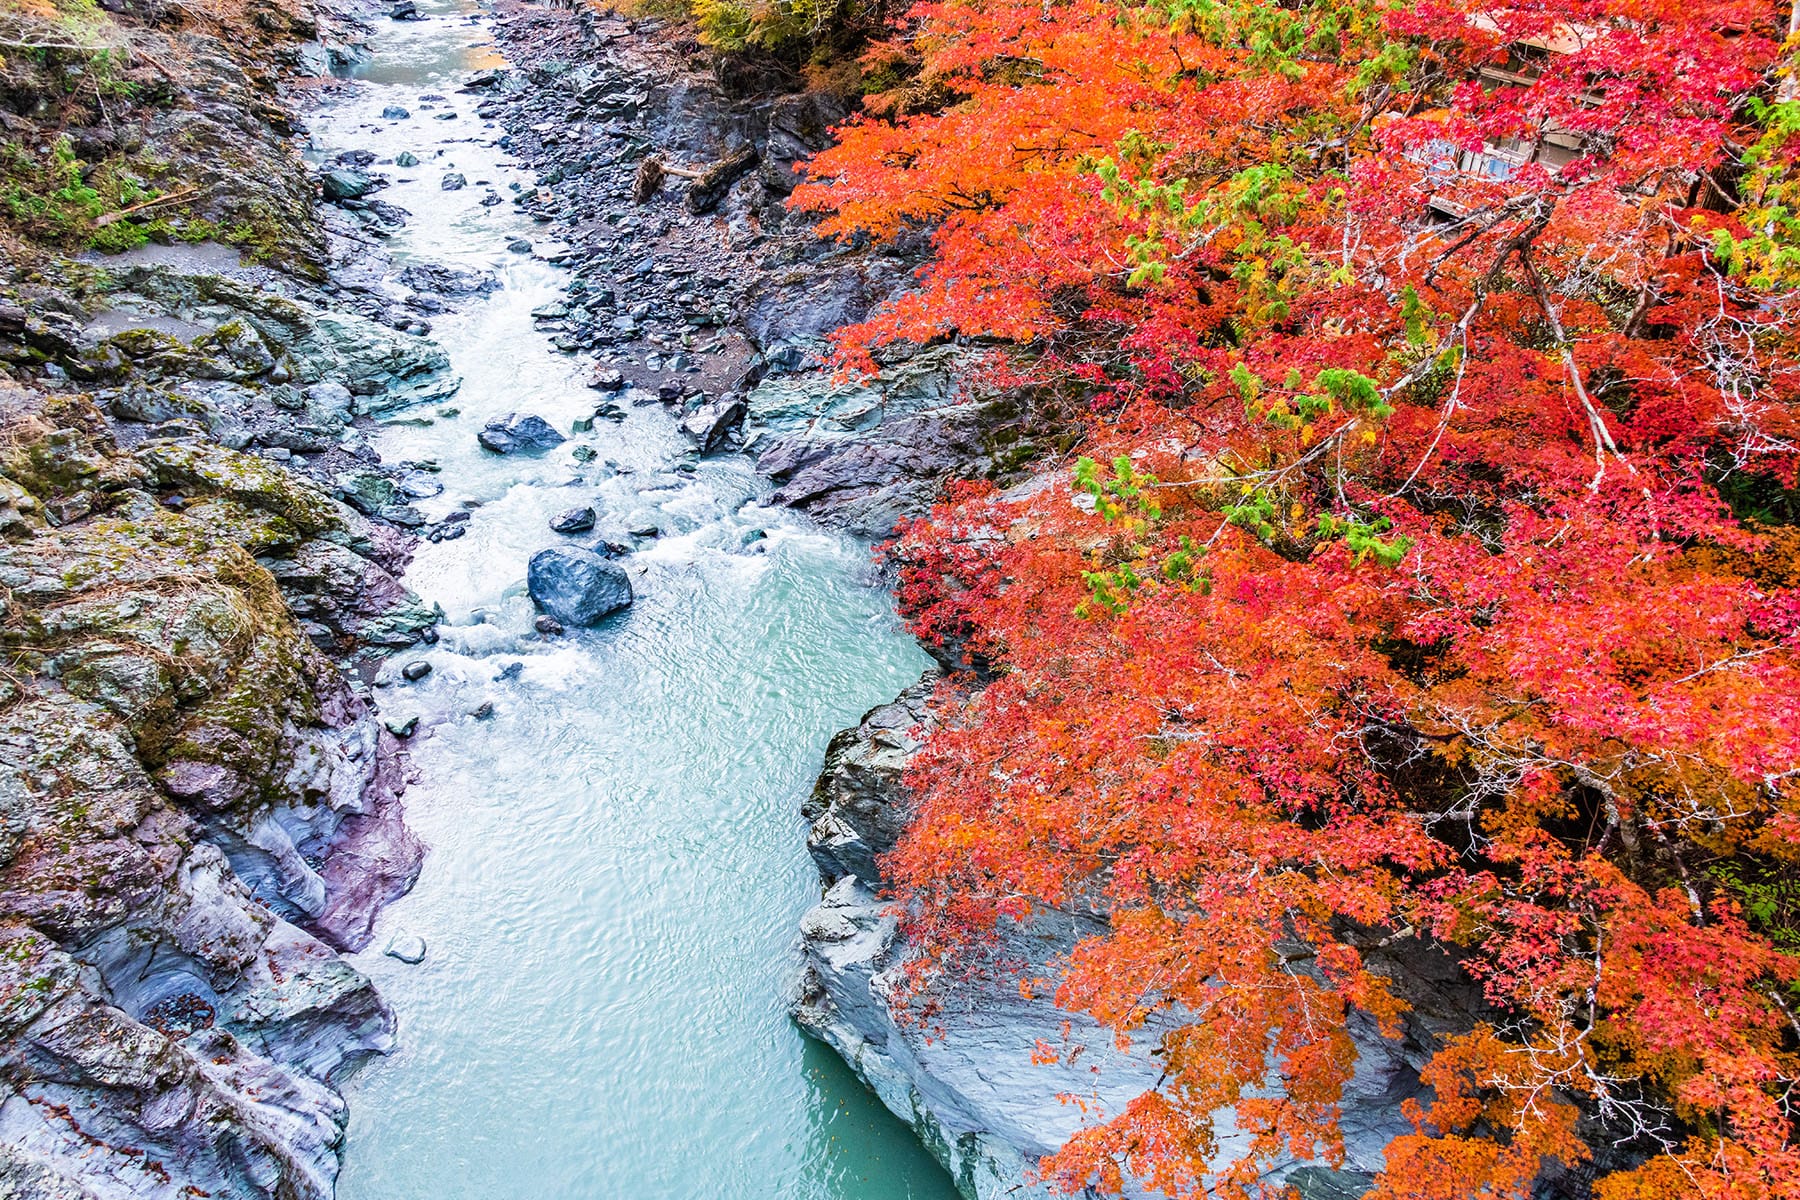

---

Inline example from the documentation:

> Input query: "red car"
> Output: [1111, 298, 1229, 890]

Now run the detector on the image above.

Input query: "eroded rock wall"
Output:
[793, 677, 1460, 1200]
[0, 381, 427, 1200]
[0, 1, 456, 1192]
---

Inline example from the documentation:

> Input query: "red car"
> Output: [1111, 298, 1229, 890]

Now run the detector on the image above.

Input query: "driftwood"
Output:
[92, 185, 202, 228]
[683, 146, 759, 215]
[632, 154, 707, 204]
[633, 150, 756, 211]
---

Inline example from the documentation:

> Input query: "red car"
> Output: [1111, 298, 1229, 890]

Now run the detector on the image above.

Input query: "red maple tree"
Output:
[792, 0, 1800, 1194]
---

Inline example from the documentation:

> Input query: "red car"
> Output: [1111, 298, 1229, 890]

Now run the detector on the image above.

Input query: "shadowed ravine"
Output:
[301, 3, 954, 1196]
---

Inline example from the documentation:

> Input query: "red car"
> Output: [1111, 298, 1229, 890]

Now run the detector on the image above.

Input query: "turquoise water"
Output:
[304, 5, 954, 1197]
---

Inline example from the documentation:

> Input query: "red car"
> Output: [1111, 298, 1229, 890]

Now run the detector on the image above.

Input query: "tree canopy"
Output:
[792, 0, 1800, 1194]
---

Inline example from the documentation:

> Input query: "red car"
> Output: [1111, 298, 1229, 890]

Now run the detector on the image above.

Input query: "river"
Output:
[297, 4, 956, 1196]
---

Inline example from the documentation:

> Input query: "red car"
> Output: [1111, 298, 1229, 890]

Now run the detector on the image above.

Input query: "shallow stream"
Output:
[301, 5, 954, 1196]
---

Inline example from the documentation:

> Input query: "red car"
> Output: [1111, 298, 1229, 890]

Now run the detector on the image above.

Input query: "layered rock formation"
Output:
[0, 0, 459, 1191]
[0, 380, 429, 1199]
[794, 678, 1483, 1200]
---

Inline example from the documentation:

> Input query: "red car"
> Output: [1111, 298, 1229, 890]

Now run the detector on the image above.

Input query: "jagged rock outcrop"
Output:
[94, 266, 463, 414]
[746, 346, 1011, 538]
[795, 674, 1462, 1200]
[801, 673, 938, 885]
[0, 379, 424, 1200]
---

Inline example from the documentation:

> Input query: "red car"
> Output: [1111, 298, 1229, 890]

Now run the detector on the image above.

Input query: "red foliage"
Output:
[793, 0, 1800, 1194]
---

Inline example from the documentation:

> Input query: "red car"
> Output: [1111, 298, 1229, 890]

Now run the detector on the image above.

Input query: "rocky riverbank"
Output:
[468, 6, 1216, 1197]
[0, 0, 474, 1194]
[480, 0, 1044, 537]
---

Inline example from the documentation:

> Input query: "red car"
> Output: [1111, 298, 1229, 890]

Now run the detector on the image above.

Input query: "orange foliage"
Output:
[793, 0, 1800, 1194]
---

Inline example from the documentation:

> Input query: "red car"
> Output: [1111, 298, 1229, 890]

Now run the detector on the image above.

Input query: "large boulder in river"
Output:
[549, 504, 596, 534]
[527, 547, 633, 626]
[479, 412, 565, 454]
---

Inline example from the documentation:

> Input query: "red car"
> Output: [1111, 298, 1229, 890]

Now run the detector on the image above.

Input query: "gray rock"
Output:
[400, 660, 431, 682]
[794, 672, 1463, 1200]
[320, 168, 374, 201]
[397, 263, 500, 297]
[549, 505, 596, 534]
[0, 389, 425, 1200]
[334, 467, 398, 516]
[803, 673, 938, 885]
[760, 91, 852, 196]
[748, 346, 994, 538]
[395, 150, 420, 167]
[306, 380, 355, 422]
[507, 238, 533, 253]
[478, 412, 566, 454]
[441, 172, 467, 191]
[678, 394, 746, 454]
[526, 547, 633, 626]
[382, 106, 412, 120]
[587, 366, 625, 391]
[399, 471, 443, 499]
[104, 265, 461, 413]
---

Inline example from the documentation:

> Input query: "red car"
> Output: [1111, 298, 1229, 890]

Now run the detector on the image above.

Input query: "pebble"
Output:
[382, 106, 411, 120]
[401, 660, 432, 681]
[384, 715, 419, 738]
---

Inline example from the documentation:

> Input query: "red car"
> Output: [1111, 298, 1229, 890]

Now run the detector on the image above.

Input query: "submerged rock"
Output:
[384, 933, 427, 964]
[526, 547, 633, 626]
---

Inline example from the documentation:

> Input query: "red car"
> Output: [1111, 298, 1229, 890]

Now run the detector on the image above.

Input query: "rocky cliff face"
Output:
[0, 0, 460, 1192]
[0, 374, 431, 1199]
[794, 678, 1485, 1200]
